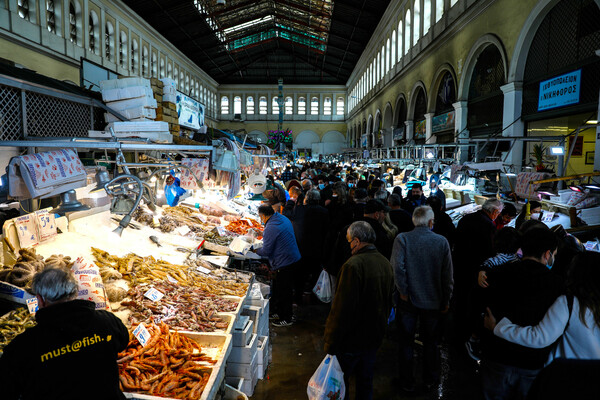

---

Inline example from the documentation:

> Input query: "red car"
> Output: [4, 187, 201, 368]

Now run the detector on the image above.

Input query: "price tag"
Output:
[584, 241, 599, 251]
[15, 215, 38, 248]
[197, 214, 208, 223]
[167, 274, 178, 284]
[133, 323, 151, 347]
[542, 211, 555, 223]
[26, 298, 39, 314]
[175, 225, 191, 236]
[201, 255, 229, 268]
[215, 226, 227, 236]
[144, 288, 164, 302]
[35, 210, 57, 242]
[196, 266, 212, 275]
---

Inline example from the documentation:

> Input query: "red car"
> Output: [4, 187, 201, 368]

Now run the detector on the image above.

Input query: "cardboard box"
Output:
[229, 333, 257, 364]
[162, 101, 177, 111]
[150, 77, 164, 88]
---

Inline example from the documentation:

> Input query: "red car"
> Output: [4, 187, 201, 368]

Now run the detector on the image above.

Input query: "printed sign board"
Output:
[538, 69, 581, 111]
[176, 91, 205, 130]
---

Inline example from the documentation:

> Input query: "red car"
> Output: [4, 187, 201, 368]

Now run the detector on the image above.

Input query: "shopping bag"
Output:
[307, 354, 346, 400]
[313, 269, 332, 303]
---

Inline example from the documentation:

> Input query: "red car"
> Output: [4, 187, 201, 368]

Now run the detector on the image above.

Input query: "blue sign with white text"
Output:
[538, 69, 581, 111]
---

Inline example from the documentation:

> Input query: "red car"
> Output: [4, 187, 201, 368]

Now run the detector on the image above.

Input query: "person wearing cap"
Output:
[363, 199, 394, 259]
[404, 183, 428, 215]
[391, 206, 454, 392]
[429, 174, 446, 211]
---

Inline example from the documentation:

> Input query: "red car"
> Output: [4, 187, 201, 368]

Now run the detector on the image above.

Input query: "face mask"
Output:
[348, 183, 355, 188]
[332, 194, 338, 198]
[318, 183, 325, 190]
[531, 212, 541, 220]
[547, 253, 555, 269]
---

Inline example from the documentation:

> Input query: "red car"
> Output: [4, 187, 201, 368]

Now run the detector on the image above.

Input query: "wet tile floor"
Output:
[253, 301, 482, 399]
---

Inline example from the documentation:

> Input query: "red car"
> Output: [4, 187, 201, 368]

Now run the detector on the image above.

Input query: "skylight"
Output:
[223, 15, 274, 36]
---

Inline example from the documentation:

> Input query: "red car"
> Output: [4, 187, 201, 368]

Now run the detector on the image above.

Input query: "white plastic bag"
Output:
[313, 269, 332, 303]
[307, 354, 346, 400]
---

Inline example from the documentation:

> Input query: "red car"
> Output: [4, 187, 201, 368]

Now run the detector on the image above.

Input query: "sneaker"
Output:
[272, 319, 294, 327]
[269, 313, 280, 320]
[291, 314, 297, 322]
[465, 337, 482, 361]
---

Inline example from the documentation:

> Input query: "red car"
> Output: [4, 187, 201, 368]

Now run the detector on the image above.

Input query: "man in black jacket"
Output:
[363, 199, 393, 259]
[0, 268, 129, 400]
[480, 227, 564, 400]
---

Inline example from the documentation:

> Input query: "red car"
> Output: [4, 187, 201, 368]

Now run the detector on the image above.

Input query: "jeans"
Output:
[481, 359, 541, 400]
[336, 350, 377, 400]
[271, 263, 296, 321]
[397, 301, 442, 387]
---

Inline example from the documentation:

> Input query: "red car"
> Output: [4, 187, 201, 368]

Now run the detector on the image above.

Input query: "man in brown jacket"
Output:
[323, 221, 394, 400]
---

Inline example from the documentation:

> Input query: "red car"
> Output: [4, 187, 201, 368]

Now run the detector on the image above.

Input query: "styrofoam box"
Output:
[107, 96, 157, 111]
[163, 93, 177, 103]
[225, 377, 243, 392]
[226, 351, 258, 380]
[123, 331, 231, 400]
[229, 333, 257, 364]
[163, 86, 177, 95]
[558, 190, 572, 203]
[107, 121, 168, 132]
[102, 86, 154, 102]
[241, 306, 261, 335]
[104, 113, 154, 123]
[223, 384, 248, 400]
[240, 373, 257, 398]
[257, 314, 269, 338]
[105, 106, 156, 122]
[232, 319, 253, 347]
[100, 77, 150, 90]
[257, 335, 269, 380]
[160, 77, 176, 89]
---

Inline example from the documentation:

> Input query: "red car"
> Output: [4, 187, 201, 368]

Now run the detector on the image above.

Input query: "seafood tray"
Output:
[123, 331, 232, 400]
[218, 295, 245, 320]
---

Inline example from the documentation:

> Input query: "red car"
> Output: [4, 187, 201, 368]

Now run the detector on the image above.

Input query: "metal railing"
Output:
[0, 74, 105, 141]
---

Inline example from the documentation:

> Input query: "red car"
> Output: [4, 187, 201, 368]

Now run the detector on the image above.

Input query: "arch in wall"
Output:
[382, 102, 394, 147]
[247, 130, 267, 144]
[428, 63, 458, 112]
[408, 81, 428, 119]
[393, 93, 408, 127]
[322, 130, 346, 143]
[457, 34, 508, 101]
[509, 0, 565, 82]
[295, 130, 320, 149]
[321, 130, 346, 155]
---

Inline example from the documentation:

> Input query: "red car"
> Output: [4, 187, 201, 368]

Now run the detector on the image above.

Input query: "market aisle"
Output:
[253, 302, 482, 399]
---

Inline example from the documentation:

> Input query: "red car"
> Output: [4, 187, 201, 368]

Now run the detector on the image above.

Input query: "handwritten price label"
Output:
[196, 266, 212, 275]
[167, 275, 178, 284]
[542, 211, 555, 223]
[15, 215, 38, 247]
[133, 323, 151, 347]
[35, 210, 57, 242]
[144, 288, 164, 302]
[175, 225, 191, 236]
[215, 226, 227, 236]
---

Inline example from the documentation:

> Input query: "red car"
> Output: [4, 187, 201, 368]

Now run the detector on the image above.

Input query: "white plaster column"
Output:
[425, 112, 435, 144]
[405, 120, 414, 141]
[452, 100, 469, 163]
[501, 81, 525, 169]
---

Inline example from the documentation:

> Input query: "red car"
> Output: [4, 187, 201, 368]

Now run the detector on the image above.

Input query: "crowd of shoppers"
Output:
[261, 161, 598, 400]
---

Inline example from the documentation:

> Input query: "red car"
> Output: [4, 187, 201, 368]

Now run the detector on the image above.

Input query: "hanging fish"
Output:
[149, 235, 162, 247]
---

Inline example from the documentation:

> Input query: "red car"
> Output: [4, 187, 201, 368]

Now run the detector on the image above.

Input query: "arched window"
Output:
[151, 52, 157, 77]
[285, 97, 293, 114]
[233, 96, 241, 114]
[246, 96, 255, 114]
[17, 0, 30, 20]
[451, 0, 458, 6]
[404, 10, 411, 55]
[413, 0, 420, 45]
[46, 0, 56, 33]
[174, 66, 179, 86]
[391, 31, 396, 69]
[379, 50, 383, 81]
[185, 74, 190, 94]
[167, 62, 172, 78]
[397, 21, 403, 62]
[179, 71, 184, 90]
[272, 97, 279, 114]
[88, 11, 99, 54]
[130, 39, 138, 74]
[105, 21, 114, 61]
[386, 38, 391, 73]
[436, 0, 443, 23]
[310, 97, 319, 115]
[324, 97, 332, 115]
[69, 2, 77, 44]
[423, 0, 431, 34]
[413, 88, 427, 142]
[119, 31, 127, 69]
[160, 58, 165, 78]
[221, 96, 229, 115]
[259, 96, 267, 114]
[336, 97, 345, 115]
[298, 97, 306, 115]
[194, 81, 199, 98]
[200, 85, 205, 102]
[142, 46, 149, 77]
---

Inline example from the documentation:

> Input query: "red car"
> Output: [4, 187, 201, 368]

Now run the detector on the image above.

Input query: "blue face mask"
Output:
[547, 254, 555, 269]
[318, 183, 325, 190]
[348, 183, 355, 188]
